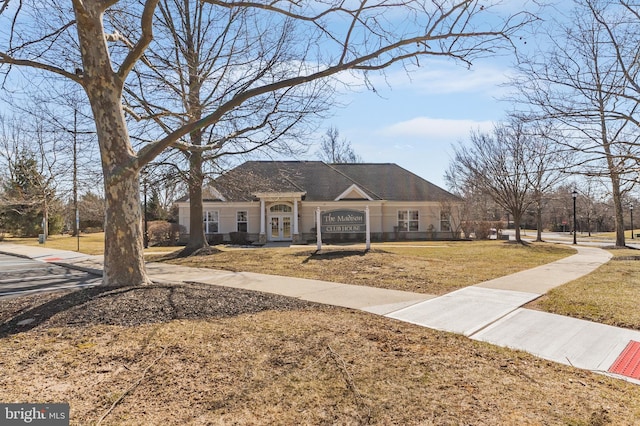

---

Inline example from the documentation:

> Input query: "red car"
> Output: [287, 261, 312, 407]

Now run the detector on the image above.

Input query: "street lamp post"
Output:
[631, 205, 634, 240]
[73, 108, 80, 252]
[572, 190, 578, 245]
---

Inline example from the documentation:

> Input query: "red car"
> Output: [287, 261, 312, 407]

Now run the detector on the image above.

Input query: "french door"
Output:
[269, 215, 292, 241]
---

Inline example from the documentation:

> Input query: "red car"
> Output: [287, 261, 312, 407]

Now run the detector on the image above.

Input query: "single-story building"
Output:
[176, 161, 462, 244]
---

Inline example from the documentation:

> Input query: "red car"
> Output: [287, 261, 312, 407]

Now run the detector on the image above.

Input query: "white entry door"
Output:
[269, 215, 292, 241]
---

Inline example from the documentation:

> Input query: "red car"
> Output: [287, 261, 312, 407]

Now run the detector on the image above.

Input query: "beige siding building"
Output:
[176, 161, 462, 244]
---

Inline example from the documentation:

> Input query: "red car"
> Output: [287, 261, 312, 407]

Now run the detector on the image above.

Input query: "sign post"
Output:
[316, 207, 322, 251]
[365, 206, 370, 250]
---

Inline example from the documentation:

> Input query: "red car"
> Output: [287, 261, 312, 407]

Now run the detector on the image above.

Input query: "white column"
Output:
[260, 199, 265, 236]
[293, 199, 299, 235]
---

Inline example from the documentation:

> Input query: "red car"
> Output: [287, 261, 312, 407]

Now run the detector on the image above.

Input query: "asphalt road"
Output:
[0, 253, 101, 299]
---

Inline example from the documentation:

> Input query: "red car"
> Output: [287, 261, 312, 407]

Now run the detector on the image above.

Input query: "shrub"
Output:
[148, 221, 185, 246]
[49, 214, 65, 235]
[230, 231, 252, 245]
[83, 227, 104, 234]
[207, 233, 224, 245]
[466, 221, 504, 240]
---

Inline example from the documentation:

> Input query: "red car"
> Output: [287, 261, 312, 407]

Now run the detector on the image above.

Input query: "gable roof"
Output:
[197, 161, 459, 203]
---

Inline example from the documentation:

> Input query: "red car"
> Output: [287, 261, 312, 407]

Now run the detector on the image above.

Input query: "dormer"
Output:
[203, 186, 227, 202]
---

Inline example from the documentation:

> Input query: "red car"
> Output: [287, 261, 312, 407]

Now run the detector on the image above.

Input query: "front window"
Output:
[398, 210, 419, 232]
[204, 210, 219, 233]
[440, 210, 451, 232]
[270, 204, 292, 213]
[237, 211, 248, 232]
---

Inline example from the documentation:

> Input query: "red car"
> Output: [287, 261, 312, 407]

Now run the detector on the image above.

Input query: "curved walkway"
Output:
[387, 246, 612, 336]
[1, 242, 639, 384]
[386, 246, 640, 384]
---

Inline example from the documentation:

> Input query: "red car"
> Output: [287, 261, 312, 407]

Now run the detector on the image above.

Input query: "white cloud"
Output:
[337, 58, 514, 99]
[408, 66, 512, 95]
[380, 117, 495, 140]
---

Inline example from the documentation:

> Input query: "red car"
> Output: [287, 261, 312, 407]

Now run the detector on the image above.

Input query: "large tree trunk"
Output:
[181, 150, 208, 256]
[611, 175, 626, 247]
[512, 212, 523, 244]
[180, 29, 208, 257]
[102, 167, 150, 287]
[535, 205, 543, 242]
[75, 1, 151, 287]
[534, 192, 543, 242]
[600, 111, 626, 247]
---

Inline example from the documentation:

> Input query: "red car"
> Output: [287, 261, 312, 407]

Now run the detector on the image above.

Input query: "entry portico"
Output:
[256, 192, 305, 243]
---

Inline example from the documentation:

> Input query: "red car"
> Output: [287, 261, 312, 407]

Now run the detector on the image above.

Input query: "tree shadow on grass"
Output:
[300, 249, 372, 264]
[0, 280, 321, 338]
[0, 285, 116, 337]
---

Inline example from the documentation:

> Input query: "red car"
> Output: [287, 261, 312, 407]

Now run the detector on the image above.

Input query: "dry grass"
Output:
[5, 235, 573, 294]
[4, 233, 177, 256]
[4, 238, 639, 424]
[162, 241, 574, 295]
[5, 233, 107, 255]
[581, 231, 639, 240]
[528, 248, 640, 330]
[1, 308, 639, 425]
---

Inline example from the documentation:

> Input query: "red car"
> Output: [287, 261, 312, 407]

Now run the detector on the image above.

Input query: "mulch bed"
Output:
[0, 282, 322, 337]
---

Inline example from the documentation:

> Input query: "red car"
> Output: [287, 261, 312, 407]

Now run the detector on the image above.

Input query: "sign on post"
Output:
[316, 208, 370, 251]
[321, 209, 366, 233]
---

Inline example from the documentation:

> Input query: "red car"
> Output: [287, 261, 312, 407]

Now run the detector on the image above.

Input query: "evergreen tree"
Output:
[146, 188, 165, 221]
[1, 152, 54, 237]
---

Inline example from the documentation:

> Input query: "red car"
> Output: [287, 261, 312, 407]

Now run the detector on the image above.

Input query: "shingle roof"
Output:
[204, 161, 459, 203]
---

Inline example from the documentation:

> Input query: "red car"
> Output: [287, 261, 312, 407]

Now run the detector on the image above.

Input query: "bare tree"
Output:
[445, 163, 504, 238]
[1, 0, 536, 287]
[76, 192, 106, 230]
[317, 127, 362, 163]
[588, 1, 640, 123]
[123, 1, 332, 255]
[511, 0, 640, 247]
[521, 120, 569, 241]
[450, 118, 568, 242]
[450, 121, 533, 243]
[19, 90, 103, 237]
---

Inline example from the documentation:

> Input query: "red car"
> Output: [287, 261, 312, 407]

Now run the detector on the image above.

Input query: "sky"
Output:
[297, 1, 548, 191]
[0, 0, 550, 194]
[305, 57, 512, 190]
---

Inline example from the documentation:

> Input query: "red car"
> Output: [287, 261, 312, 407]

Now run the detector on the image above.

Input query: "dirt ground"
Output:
[1, 281, 640, 425]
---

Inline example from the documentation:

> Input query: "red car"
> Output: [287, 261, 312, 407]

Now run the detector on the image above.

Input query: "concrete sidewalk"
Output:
[386, 246, 640, 384]
[1, 242, 639, 385]
[387, 246, 612, 335]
